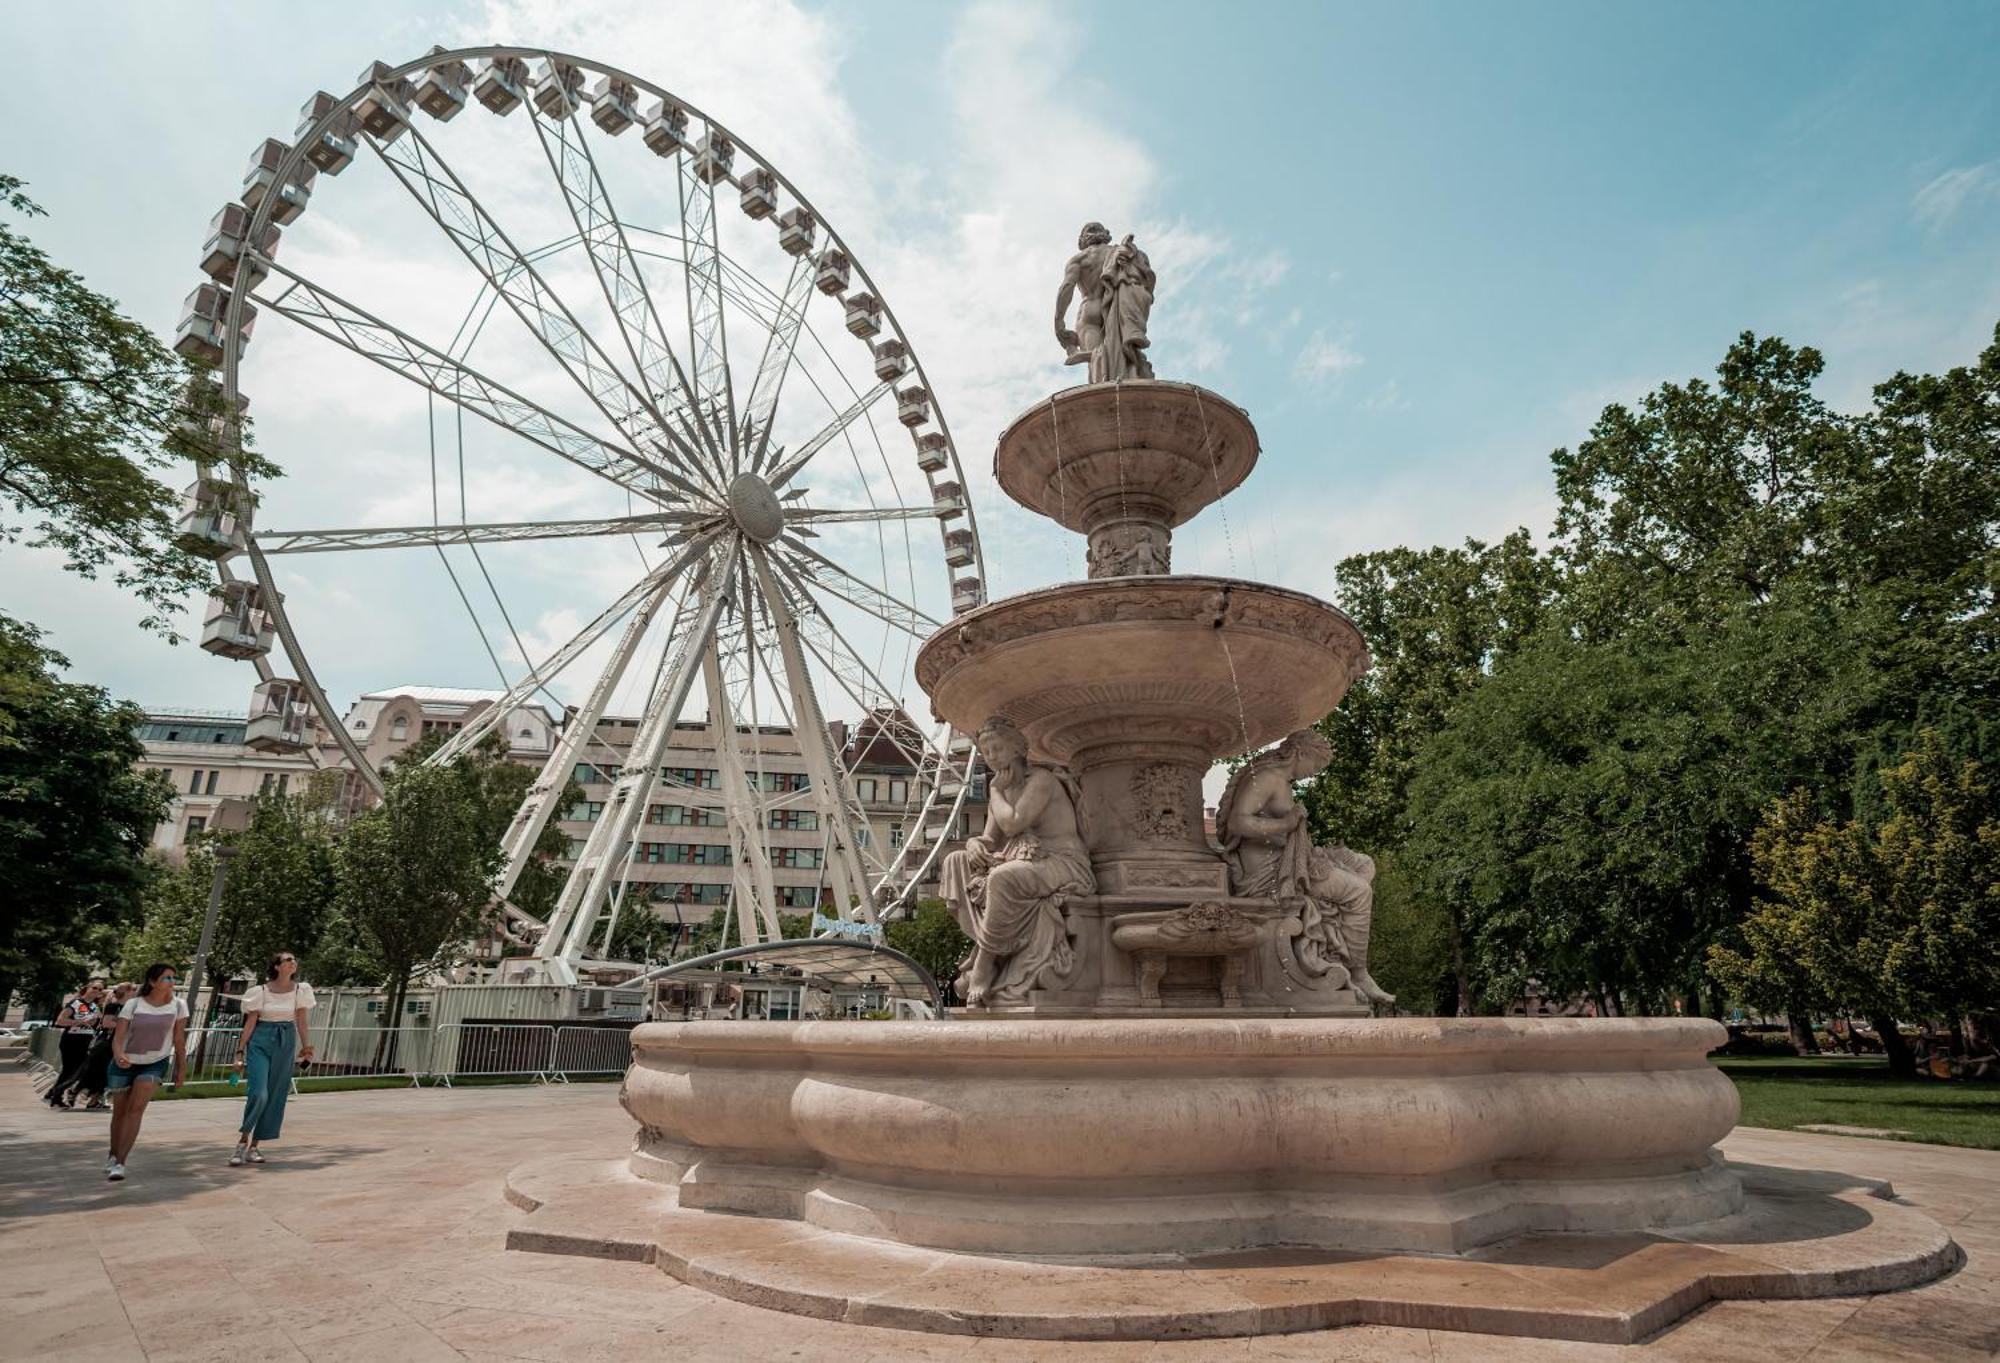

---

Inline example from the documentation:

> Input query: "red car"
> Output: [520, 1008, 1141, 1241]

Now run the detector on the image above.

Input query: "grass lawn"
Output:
[1718, 1055, 2000, 1151]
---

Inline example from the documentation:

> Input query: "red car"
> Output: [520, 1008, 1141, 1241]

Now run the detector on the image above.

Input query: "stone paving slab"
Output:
[2, 1069, 1996, 1360]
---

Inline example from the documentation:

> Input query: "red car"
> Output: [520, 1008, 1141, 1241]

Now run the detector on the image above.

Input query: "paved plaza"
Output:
[1, 1071, 1994, 1362]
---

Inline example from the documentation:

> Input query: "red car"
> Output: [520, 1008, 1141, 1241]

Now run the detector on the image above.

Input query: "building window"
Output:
[769, 809, 818, 831]
[205, 770, 219, 795]
[889, 824, 903, 849]
[778, 886, 820, 908]
[390, 716, 409, 740]
[856, 777, 878, 801]
[889, 779, 909, 804]
[187, 769, 202, 794]
[774, 847, 823, 869]
[185, 815, 207, 838]
[277, 773, 289, 796]
[165, 729, 181, 742]
[567, 800, 605, 822]
[855, 826, 872, 849]
[260, 773, 275, 794]
[665, 766, 719, 790]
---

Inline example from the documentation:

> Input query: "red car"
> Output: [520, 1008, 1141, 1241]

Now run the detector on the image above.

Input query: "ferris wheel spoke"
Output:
[765, 380, 894, 491]
[527, 92, 727, 489]
[767, 562, 949, 899]
[748, 545, 879, 922]
[428, 529, 718, 766]
[779, 537, 940, 638]
[740, 254, 816, 474]
[785, 505, 935, 527]
[545, 540, 740, 961]
[676, 135, 739, 469]
[365, 118, 708, 484]
[252, 263, 704, 504]
[254, 509, 720, 554]
[487, 569, 682, 914]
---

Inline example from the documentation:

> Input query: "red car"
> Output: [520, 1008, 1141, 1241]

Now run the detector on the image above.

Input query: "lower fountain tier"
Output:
[622, 1016, 1744, 1257]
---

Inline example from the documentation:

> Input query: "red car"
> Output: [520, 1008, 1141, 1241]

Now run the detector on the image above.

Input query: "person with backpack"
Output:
[104, 964, 189, 1181]
[45, 979, 106, 1109]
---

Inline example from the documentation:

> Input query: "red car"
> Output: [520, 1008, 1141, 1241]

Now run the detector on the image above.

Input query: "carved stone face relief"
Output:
[1131, 762, 1191, 841]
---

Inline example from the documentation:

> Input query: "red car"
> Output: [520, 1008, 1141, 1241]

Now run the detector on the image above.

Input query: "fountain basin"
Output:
[622, 1016, 1745, 1257]
[915, 574, 1368, 762]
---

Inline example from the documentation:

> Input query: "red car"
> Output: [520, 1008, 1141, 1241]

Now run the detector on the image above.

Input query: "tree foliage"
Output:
[0, 175, 274, 635]
[0, 616, 168, 1013]
[884, 899, 971, 1001]
[1710, 733, 1999, 1066]
[336, 761, 501, 1025]
[1304, 322, 1998, 1038]
[119, 784, 340, 1015]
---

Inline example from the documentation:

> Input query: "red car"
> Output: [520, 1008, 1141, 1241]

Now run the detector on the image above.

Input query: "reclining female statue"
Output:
[1215, 729, 1394, 1005]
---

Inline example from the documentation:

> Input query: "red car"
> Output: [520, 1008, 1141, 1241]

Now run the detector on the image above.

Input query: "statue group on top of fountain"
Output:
[1055, 221, 1155, 383]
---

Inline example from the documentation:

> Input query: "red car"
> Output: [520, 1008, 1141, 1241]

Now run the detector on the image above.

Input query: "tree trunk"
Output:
[1870, 1014, 1915, 1077]
[1786, 1010, 1819, 1056]
[1448, 911, 1472, 1017]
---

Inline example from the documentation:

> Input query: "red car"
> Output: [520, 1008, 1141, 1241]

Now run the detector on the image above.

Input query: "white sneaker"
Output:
[106, 1161, 125, 1182]
[229, 1145, 245, 1167]
[103, 1155, 115, 1174]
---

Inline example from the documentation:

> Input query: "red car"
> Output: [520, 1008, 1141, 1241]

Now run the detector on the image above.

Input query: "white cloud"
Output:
[1294, 330, 1364, 389]
[1912, 160, 2000, 229]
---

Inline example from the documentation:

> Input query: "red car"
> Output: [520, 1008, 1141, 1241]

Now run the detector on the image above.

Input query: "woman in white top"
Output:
[105, 963, 189, 1181]
[231, 951, 315, 1165]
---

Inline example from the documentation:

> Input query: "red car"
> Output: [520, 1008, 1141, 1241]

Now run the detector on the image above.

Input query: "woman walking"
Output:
[231, 952, 315, 1165]
[77, 982, 136, 1111]
[45, 980, 106, 1109]
[105, 965, 189, 1181]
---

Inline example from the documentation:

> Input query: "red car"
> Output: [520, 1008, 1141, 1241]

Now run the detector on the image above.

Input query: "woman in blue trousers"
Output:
[231, 952, 315, 1165]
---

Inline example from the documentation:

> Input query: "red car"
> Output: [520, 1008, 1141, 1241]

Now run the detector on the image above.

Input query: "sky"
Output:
[3, 0, 1997, 724]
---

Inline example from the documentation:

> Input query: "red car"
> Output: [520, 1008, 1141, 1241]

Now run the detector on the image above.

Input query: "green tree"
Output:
[0, 617, 170, 1014]
[1711, 734, 1999, 1072]
[1305, 531, 1552, 1012]
[336, 761, 500, 1037]
[884, 899, 971, 1002]
[1, 175, 274, 635]
[118, 787, 339, 1018]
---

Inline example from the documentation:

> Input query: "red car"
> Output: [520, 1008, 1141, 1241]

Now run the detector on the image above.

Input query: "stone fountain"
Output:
[511, 222, 1959, 1344]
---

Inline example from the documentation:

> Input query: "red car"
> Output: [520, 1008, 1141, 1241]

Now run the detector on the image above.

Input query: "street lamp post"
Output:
[185, 843, 238, 1023]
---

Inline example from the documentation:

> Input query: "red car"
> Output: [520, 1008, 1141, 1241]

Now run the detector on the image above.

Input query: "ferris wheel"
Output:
[169, 45, 985, 979]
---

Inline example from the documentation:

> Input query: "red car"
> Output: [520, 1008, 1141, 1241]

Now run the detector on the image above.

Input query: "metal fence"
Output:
[13, 1021, 636, 1094]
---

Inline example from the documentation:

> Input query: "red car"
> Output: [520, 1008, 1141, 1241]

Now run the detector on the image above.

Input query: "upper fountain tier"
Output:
[995, 381, 1257, 578]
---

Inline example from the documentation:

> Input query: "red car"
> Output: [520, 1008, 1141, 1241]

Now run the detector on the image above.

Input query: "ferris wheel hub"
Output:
[726, 471, 785, 544]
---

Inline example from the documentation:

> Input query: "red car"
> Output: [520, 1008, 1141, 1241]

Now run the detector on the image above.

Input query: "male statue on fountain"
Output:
[941, 717, 1096, 1007]
[1215, 729, 1395, 1005]
[1055, 221, 1155, 382]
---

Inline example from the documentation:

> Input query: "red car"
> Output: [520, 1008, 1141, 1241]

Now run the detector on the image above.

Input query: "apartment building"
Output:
[554, 714, 832, 933]
[135, 708, 324, 858]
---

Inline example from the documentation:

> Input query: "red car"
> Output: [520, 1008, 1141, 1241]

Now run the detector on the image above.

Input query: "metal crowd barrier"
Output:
[16, 1021, 639, 1094]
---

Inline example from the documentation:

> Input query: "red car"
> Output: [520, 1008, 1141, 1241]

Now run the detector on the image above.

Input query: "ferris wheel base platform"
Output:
[502, 1016, 1958, 1343]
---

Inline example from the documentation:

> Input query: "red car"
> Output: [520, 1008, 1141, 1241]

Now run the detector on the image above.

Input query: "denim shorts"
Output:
[105, 1056, 171, 1091]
